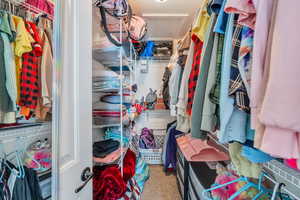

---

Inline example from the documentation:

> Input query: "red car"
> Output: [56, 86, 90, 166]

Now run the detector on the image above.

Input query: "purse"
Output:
[96, 0, 132, 46]
[139, 128, 156, 149]
[96, 0, 131, 18]
[129, 16, 147, 41]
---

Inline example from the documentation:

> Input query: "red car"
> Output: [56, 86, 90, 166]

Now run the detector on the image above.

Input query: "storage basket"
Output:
[132, 129, 166, 165]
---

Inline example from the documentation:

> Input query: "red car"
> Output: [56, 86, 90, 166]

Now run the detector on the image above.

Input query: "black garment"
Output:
[162, 67, 171, 109]
[12, 176, 32, 200]
[24, 167, 43, 200]
[1, 162, 43, 200]
[93, 139, 120, 158]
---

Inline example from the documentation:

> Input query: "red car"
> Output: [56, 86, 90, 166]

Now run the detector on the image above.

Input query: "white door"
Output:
[52, 0, 93, 199]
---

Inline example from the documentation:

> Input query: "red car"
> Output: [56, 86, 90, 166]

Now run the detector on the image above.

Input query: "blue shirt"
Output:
[213, 0, 228, 34]
[218, 14, 248, 144]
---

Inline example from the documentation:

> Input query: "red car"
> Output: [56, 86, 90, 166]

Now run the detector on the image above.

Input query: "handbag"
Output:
[96, 0, 132, 46]
[129, 16, 147, 41]
[139, 128, 156, 149]
[96, 0, 131, 18]
[145, 88, 157, 110]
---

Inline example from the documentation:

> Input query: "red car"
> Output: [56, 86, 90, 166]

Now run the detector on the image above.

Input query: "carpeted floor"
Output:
[141, 165, 181, 200]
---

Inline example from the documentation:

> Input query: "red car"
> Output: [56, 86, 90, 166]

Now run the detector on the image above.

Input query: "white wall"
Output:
[135, 60, 169, 101]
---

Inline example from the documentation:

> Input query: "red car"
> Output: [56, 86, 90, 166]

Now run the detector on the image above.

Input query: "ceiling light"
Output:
[155, 0, 168, 3]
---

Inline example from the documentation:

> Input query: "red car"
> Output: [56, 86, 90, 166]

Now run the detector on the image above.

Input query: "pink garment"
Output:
[284, 159, 299, 171]
[224, 0, 256, 29]
[250, 0, 277, 148]
[259, 0, 300, 159]
[25, 0, 54, 16]
[93, 148, 127, 164]
[176, 134, 229, 162]
[260, 127, 300, 159]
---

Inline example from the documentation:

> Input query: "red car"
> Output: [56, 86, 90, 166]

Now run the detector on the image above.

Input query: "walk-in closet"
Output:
[1, 0, 300, 199]
[0, 0, 54, 199]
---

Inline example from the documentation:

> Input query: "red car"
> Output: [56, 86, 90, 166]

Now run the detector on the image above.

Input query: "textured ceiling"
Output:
[129, 0, 202, 39]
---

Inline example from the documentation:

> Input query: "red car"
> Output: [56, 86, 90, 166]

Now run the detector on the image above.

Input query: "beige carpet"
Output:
[141, 165, 181, 200]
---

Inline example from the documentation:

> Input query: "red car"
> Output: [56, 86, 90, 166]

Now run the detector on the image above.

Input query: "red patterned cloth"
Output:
[19, 22, 42, 109]
[93, 149, 137, 200]
[187, 37, 203, 115]
[93, 166, 127, 200]
[122, 149, 136, 182]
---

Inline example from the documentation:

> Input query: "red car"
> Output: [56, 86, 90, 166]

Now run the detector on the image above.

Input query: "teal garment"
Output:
[1, 12, 17, 111]
[191, 14, 217, 140]
[200, 33, 219, 133]
[0, 11, 13, 112]
[218, 14, 248, 144]
[134, 157, 149, 192]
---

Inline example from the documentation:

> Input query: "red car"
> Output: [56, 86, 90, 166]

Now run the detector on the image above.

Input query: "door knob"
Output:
[75, 167, 94, 193]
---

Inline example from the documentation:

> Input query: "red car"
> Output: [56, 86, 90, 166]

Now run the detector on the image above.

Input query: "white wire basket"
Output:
[132, 129, 166, 165]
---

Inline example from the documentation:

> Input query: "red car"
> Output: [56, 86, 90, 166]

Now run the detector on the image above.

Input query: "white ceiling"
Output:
[129, 0, 202, 40]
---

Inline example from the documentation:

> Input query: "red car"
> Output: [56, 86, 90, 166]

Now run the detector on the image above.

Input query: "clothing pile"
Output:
[168, 0, 300, 180]
[93, 149, 140, 200]
[0, 11, 53, 126]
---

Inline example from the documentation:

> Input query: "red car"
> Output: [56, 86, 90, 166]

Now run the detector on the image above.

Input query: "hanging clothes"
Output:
[35, 25, 53, 120]
[250, 0, 277, 148]
[258, 0, 300, 159]
[191, 13, 218, 139]
[0, 12, 18, 124]
[176, 41, 194, 133]
[224, 0, 256, 30]
[228, 22, 250, 113]
[162, 67, 171, 109]
[19, 21, 43, 111]
[0, 11, 14, 113]
[218, 14, 247, 144]
[186, 0, 211, 115]
[12, 15, 34, 104]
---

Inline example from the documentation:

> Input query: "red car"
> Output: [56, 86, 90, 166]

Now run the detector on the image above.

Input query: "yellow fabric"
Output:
[192, 0, 211, 42]
[12, 16, 34, 103]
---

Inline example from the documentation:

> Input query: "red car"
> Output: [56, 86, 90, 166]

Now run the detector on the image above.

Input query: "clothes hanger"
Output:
[202, 172, 272, 200]
[0, 144, 23, 179]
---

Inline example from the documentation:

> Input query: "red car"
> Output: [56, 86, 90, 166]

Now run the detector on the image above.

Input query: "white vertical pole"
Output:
[119, 17, 124, 177]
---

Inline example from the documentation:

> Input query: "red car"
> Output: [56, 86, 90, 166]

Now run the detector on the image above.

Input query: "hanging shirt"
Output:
[250, 0, 276, 148]
[228, 23, 250, 113]
[192, 0, 211, 42]
[12, 16, 34, 103]
[35, 28, 53, 120]
[1, 12, 17, 111]
[191, 14, 217, 139]
[225, 0, 256, 30]
[19, 21, 42, 110]
[0, 11, 13, 113]
[186, 38, 203, 115]
[214, 0, 229, 34]
[176, 42, 195, 133]
[218, 14, 248, 144]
